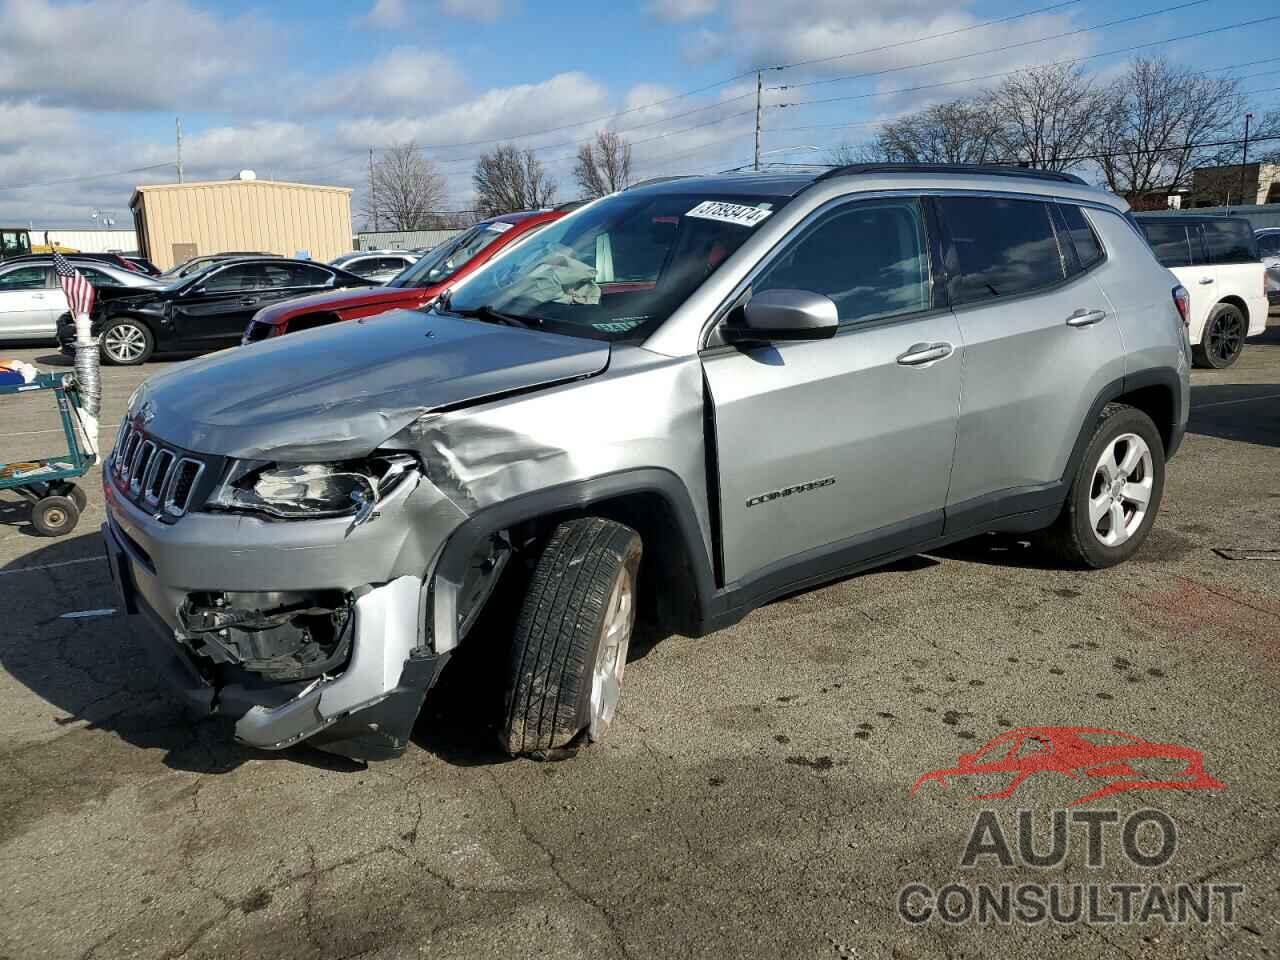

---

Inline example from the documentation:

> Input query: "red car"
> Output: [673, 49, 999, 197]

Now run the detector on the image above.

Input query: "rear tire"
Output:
[500, 518, 642, 758]
[1192, 303, 1246, 369]
[1042, 404, 1165, 569]
[100, 318, 154, 366]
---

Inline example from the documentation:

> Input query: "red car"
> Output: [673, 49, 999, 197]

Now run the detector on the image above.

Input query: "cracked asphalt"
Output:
[2, 325, 1278, 960]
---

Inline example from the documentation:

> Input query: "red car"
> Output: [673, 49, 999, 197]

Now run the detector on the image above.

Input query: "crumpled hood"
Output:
[254, 283, 429, 323]
[133, 309, 610, 461]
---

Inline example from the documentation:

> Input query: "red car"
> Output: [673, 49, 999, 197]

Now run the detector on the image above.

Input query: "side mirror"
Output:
[723, 289, 839, 344]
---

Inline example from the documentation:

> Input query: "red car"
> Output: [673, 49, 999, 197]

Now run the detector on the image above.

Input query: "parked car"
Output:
[242, 210, 564, 342]
[59, 257, 373, 364]
[103, 165, 1188, 763]
[0, 258, 163, 341]
[6, 251, 147, 273]
[1134, 214, 1267, 367]
[159, 252, 279, 282]
[1254, 227, 1280, 311]
[122, 255, 161, 276]
[330, 251, 419, 284]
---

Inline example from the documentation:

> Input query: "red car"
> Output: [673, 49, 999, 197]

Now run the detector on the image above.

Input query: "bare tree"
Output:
[1092, 57, 1245, 206]
[359, 141, 447, 231]
[989, 64, 1105, 171]
[825, 141, 880, 165]
[870, 98, 1004, 164]
[473, 143, 558, 217]
[574, 130, 632, 198]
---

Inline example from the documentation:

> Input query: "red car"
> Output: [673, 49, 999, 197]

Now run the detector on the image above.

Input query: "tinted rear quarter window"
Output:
[1058, 204, 1104, 271]
[939, 196, 1064, 304]
[1202, 221, 1258, 264]
[1139, 222, 1193, 268]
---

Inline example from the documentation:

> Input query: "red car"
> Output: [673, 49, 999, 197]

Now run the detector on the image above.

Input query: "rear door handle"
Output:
[1198, 277, 1214, 285]
[1066, 308, 1106, 327]
[896, 341, 954, 366]
[239, 297, 259, 306]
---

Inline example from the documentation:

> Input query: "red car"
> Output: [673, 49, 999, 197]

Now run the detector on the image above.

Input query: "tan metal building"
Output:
[130, 176, 353, 270]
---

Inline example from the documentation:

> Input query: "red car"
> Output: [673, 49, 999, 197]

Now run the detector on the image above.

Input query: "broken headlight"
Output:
[208, 454, 416, 520]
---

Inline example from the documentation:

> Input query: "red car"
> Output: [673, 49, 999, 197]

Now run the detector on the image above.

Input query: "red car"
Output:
[910, 726, 1224, 806]
[241, 209, 567, 343]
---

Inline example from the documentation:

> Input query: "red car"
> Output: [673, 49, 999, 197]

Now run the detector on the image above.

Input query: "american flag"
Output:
[52, 251, 94, 317]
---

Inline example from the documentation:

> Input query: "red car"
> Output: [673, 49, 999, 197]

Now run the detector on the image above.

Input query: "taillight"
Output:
[1172, 285, 1190, 328]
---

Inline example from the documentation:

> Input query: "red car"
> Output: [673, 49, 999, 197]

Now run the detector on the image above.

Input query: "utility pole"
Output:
[753, 71, 763, 172]
[1239, 112, 1253, 207]
[175, 117, 183, 183]
[368, 147, 379, 232]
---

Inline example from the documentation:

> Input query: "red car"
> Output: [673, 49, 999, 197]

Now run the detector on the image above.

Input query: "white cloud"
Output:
[437, 0, 512, 22]
[307, 47, 468, 113]
[362, 0, 406, 27]
[0, 0, 269, 111]
[646, 0, 717, 23]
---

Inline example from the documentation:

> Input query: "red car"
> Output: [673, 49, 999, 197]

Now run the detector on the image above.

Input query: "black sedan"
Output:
[58, 258, 375, 365]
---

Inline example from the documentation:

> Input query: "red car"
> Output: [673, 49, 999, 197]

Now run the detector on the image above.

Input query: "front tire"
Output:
[100, 318, 154, 366]
[1044, 404, 1165, 569]
[1192, 304, 1246, 369]
[500, 518, 642, 758]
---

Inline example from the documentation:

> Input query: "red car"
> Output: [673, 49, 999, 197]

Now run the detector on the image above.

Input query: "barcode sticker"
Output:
[685, 201, 773, 228]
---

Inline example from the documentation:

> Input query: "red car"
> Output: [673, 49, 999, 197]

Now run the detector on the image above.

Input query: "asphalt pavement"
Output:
[1, 327, 1277, 960]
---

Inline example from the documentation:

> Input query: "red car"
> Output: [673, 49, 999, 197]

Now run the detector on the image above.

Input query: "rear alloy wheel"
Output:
[1043, 404, 1165, 569]
[101, 318, 154, 366]
[1193, 304, 1246, 369]
[500, 517, 642, 758]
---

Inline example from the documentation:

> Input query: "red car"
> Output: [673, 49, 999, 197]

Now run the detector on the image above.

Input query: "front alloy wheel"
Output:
[101, 319, 153, 365]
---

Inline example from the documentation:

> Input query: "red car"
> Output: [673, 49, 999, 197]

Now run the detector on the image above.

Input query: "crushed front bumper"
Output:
[101, 464, 469, 760]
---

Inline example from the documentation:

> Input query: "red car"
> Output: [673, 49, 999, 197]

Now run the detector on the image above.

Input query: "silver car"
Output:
[330, 251, 419, 284]
[0, 259, 161, 341]
[102, 165, 1190, 761]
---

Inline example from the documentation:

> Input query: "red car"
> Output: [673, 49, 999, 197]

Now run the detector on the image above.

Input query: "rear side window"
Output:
[1139, 222, 1193, 268]
[1058, 204, 1104, 271]
[1202, 221, 1258, 265]
[938, 196, 1065, 304]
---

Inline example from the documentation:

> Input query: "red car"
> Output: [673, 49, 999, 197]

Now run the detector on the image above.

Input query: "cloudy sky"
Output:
[1, 0, 1275, 229]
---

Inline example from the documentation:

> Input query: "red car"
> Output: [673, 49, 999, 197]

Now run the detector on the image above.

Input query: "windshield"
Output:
[159, 263, 218, 293]
[389, 222, 514, 288]
[445, 192, 785, 342]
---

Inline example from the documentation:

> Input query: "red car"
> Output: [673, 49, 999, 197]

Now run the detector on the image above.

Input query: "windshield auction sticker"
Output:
[685, 200, 773, 228]
[899, 725, 1242, 931]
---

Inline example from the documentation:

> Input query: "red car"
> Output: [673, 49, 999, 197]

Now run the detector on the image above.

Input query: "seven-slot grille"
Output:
[112, 421, 205, 518]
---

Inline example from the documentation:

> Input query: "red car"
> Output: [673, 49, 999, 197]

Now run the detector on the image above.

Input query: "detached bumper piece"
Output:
[105, 520, 441, 761]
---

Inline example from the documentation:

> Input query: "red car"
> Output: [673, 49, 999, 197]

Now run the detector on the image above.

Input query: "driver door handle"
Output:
[239, 297, 259, 306]
[1066, 308, 1106, 327]
[896, 341, 954, 366]
[1198, 277, 1214, 285]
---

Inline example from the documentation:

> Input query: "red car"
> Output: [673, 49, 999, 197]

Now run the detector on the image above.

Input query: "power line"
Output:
[767, 0, 1085, 72]
[776, 13, 1280, 110]
[0, 161, 176, 193]
[772, 0, 1210, 92]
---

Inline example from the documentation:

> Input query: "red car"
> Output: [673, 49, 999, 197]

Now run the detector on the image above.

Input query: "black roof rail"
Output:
[626, 175, 693, 191]
[814, 163, 1086, 186]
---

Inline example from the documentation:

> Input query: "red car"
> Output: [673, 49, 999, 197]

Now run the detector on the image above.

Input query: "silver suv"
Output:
[102, 165, 1190, 761]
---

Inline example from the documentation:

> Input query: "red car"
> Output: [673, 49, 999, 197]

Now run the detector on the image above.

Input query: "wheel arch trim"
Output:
[429, 467, 716, 653]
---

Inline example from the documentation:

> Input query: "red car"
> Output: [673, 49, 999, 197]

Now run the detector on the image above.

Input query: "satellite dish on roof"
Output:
[238, 170, 257, 181]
